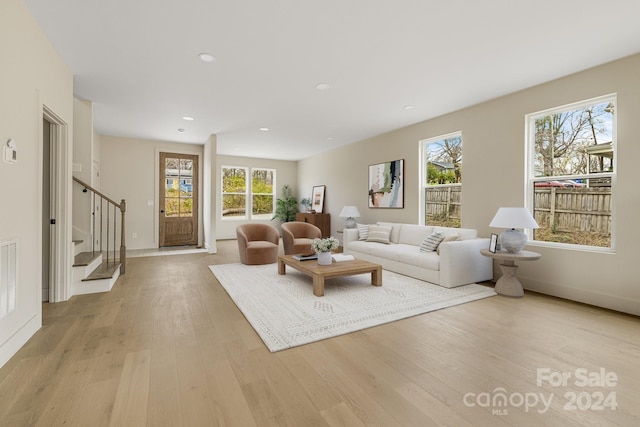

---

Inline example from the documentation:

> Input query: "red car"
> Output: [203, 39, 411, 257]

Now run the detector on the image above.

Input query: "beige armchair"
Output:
[236, 224, 280, 265]
[281, 222, 322, 255]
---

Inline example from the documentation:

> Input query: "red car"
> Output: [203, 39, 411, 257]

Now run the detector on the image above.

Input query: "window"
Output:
[420, 132, 462, 227]
[251, 168, 275, 219]
[221, 166, 276, 219]
[222, 167, 247, 218]
[526, 95, 615, 249]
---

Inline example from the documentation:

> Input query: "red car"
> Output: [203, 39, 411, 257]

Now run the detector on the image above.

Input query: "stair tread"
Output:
[82, 261, 120, 281]
[74, 251, 101, 267]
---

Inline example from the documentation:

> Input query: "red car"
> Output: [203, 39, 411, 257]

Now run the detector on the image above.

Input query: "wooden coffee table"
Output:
[277, 254, 382, 297]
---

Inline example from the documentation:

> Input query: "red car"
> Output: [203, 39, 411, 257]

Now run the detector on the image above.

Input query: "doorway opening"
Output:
[42, 107, 70, 303]
[42, 118, 53, 302]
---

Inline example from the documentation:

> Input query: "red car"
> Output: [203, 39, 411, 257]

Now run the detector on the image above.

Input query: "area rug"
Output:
[208, 263, 496, 352]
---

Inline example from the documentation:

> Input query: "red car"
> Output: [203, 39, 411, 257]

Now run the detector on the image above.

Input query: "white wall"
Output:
[0, 0, 73, 367]
[100, 135, 204, 250]
[72, 98, 94, 246]
[299, 54, 640, 316]
[202, 135, 218, 253]
[216, 155, 298, 239]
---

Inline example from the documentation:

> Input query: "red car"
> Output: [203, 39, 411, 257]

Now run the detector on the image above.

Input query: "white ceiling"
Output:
[25, 0, 640, 161]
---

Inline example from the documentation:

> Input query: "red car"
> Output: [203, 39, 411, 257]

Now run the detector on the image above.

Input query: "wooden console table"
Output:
[296, 213, 331, 237]
[480, 249, 541, 297]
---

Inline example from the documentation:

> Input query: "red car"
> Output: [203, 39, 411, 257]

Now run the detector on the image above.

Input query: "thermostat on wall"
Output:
[4, 139, 17, 164]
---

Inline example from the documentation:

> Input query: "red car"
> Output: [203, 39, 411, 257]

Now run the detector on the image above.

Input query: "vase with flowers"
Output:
[311, 236, 339, 265]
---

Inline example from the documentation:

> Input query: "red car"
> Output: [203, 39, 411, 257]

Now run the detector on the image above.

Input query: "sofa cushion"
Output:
[377, 222, 402, 243]
[396, 245, 440, 270]
[420, 232, 445, 252]
[437, 233, 462, 254]
[368, 242, 402, 258]
[356, 223, 370, 240]
[397, 224, 435, 246]
[366, 225, 392, 244]
[434, 226, 477, 240]
[347, 240, 374, 254]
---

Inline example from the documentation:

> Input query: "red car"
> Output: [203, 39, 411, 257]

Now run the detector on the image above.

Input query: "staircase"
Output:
[72, 178, 126, 295]
[72, 247, 120, 295]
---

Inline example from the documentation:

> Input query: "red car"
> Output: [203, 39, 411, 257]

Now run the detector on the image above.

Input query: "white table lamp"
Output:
[489, 207, 539, 253]
[339, 205, 361, 229]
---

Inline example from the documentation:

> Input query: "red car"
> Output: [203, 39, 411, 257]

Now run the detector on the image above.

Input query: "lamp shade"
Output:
[490, 207, 539, 253]
[489, 207, 539, 229]
[339, 205, 361, 229]
[339, 206, 361, 218]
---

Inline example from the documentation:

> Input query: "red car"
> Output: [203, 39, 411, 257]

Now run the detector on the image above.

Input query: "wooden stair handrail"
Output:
[73, 176, 127, 275]
[73, 177, 124, 210]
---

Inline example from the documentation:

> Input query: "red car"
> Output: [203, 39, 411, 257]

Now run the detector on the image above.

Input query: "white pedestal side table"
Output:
[480, 249, 541, 297]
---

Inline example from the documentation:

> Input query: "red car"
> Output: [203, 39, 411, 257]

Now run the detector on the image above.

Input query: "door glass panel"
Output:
[165, 157, 178, 169]
[180, 159, 193, 176]
[165, 178, 177, 196]
[165, 198, 179, 217]
[180, 198, 193, 216]
[180, 179, 193, 197]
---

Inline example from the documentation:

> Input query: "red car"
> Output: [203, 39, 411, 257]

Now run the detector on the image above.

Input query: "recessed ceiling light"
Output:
[403, 105, 414, 110]
[198, 52, 216, 63]
[327, 137, 334, 141]
[259, 127, 269, 132]
[177, 128, 186, 133]
[182, 116, 194, 121]
[316, 83, 330, 91]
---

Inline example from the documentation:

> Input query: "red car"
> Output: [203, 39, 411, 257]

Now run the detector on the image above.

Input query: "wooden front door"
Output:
[159, 152, 198, 247]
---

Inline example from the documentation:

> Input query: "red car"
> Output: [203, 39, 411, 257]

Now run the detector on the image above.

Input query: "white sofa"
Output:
[343, 222, 493, 288]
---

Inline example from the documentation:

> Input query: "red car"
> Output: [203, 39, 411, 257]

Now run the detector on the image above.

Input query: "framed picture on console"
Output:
[489, 233, 498, 253]
[311, 185, 325, 213]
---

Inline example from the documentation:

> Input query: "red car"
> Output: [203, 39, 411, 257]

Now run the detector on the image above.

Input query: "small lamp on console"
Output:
[339, 205, 361, 229]
[489, 207, 539, 253]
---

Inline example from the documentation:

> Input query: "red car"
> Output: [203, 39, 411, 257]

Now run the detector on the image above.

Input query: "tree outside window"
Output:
[221, 166, 276, 219]
[222, 167, 247, 218]
[251, 168, 275, 218]
[528, 96, 615, 248]
[421, 132, 462, 228]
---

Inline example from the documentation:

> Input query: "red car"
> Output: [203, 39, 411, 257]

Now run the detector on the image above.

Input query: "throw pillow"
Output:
[356, 223, 370, 241]
[366, 225, 392, 244]
[436, 233, 462, 255]
[420, 232, 445, 252]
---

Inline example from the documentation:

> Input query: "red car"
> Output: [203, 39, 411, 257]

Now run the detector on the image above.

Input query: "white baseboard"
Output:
[0, 313, 41, 369]
[523, 276, 640, 316]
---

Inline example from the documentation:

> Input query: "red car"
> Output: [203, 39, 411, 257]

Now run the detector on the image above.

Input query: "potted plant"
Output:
[272, 184, 298, 223]
[312, 236, 339, 265]
[300, 197, 312, 213]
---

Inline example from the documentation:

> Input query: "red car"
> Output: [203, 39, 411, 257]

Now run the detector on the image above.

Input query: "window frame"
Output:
[418, 131, 463, 227]
[221, 165, 276, 221]
[524, 94, 616, 253]
[250, 167, 276, 220]
[221, 165, 248, 220]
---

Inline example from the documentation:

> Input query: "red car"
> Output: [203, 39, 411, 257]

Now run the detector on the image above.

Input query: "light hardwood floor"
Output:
[1, 240, 638, 426]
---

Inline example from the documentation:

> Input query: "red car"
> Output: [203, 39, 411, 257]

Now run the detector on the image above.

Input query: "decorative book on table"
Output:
[292, 253, 318, 261]
[331, 254, 355, 262]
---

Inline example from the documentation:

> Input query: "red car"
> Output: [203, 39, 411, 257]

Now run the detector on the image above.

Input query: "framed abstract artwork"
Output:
[311, 185, 325, 213]
[368, 159, 404, 208]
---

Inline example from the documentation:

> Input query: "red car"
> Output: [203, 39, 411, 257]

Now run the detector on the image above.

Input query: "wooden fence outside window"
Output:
[425, 185, 612, 241]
